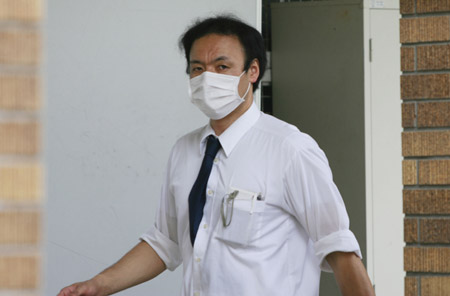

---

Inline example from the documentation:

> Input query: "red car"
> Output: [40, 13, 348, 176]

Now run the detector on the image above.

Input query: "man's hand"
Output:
[57, 242, 166, 296]
[326, 251, 375, 296]
[57, 276, 106, 296]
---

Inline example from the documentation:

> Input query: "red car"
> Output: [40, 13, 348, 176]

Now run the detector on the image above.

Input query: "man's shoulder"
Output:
[256, 113, 319, 152]
[172, 125, 205, 150]
[180, 125, 205, 140]
[255, 113, 297, 138]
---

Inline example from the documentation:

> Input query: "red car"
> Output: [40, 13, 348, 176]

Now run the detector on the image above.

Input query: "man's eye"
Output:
[218, 65, 229, 70]
[191, 67, 203, 73]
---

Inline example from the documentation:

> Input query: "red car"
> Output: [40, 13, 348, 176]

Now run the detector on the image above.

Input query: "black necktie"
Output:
[189, 135, 221, 245]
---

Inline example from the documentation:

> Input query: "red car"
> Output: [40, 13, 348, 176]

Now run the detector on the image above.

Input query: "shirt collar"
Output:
[199, 102, 261, 157]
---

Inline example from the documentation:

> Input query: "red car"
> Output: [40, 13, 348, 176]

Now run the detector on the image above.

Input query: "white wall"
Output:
[45, 1, 258, 295]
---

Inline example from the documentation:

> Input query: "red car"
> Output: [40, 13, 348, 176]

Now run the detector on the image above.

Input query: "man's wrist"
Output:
[91, 273, 111, 296]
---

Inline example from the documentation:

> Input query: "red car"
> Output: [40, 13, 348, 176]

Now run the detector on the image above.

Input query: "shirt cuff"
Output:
[140, 225, 182, 271]
[313, 229, 362, 273]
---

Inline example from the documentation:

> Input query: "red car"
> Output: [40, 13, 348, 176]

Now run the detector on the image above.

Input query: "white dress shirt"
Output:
[141, 102, 361, 296]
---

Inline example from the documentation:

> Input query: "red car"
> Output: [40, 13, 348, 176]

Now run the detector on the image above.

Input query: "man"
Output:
[58, 15, 375, 296]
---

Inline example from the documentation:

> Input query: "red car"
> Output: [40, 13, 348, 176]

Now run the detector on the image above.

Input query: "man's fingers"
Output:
[57, 287, 71, 296]
[58, 283, 82, 296]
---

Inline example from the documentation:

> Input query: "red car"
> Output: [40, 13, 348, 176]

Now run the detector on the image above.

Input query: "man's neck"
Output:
[210, 93, 253, 136]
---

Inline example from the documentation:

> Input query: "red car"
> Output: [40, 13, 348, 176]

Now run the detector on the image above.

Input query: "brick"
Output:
[417, 44, 450, 71]
[401, 0, 415, 14]
[417, 101, 450, 127]
[404, 247, 450, 272]
[403, 160, 418, 185]
[0, 165, 42, 201]
[404, 189, 450, 214]
[0, 30, 40, 65]
[0, 255, 38, 289]
[0, 75, 40, 110]
[404, 218, 418, 243]
[422, 276, 450, 296]
[400, 16, 450, 43]
[419, 159, 450, 185]
[421, 218, 450, 243]
[402, 131, 450, 156]
[401, 74, 450, 100]
[0, 0, 42, 22]
[417, 0, 450, 13]
[0, 211, 40, 244]
[405, 277, 419, 296]
[0, 122, 39, 155]
[402, 47, 415, 71]
[402, 103, 416, 128]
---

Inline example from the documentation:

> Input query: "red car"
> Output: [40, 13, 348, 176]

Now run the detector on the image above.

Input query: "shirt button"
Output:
[203, 224, 208, 229]
[214, 158, 219, 164]
[196, 257, 201, 263]
[207, 189, 213, 196]
[194, 292, 200, 296]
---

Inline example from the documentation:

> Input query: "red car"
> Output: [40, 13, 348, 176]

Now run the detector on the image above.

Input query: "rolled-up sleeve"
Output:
[140, 148, 182, 271]
[140, 224, 182, 271]
[283, 134, 361, 272]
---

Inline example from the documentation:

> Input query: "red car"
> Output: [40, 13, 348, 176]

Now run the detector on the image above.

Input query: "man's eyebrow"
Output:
[213, 56, 230, 62]
[189, 56, 231, 65]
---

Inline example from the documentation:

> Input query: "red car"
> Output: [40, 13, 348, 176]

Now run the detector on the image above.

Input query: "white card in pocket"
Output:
[229, 187, 259, 212]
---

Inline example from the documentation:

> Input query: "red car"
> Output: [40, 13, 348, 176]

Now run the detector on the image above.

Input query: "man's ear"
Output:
[248, 59, 260, 83]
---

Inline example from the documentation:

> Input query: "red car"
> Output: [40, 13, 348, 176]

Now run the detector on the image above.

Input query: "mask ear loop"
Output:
[238, 71, 252, 100]
[241, 82, 251, 100]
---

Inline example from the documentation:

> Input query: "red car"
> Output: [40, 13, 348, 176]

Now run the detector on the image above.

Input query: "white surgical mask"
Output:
[188, 71, 251, 120]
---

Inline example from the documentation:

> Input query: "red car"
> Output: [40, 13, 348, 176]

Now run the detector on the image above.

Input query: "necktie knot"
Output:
[205, 135, 221, 158]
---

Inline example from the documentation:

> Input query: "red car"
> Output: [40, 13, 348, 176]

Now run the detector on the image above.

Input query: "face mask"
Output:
[188, 71, 251, 120]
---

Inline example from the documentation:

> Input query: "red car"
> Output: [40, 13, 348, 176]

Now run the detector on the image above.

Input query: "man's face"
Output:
[189, 34, 251, 98]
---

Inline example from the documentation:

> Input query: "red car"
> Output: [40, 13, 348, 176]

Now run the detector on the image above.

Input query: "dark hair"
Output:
[179, 14, 267, 92]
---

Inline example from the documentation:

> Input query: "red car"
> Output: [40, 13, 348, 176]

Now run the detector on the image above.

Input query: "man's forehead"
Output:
[189, 34, 244, 59]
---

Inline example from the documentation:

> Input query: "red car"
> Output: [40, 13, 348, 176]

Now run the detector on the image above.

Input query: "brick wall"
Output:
[0, 0, 42, 295]
[401, 1, 450, 295]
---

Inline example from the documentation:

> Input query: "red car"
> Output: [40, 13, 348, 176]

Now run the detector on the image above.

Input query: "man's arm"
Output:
[58, 241, 166, 296]
[326, 252, 375, 296]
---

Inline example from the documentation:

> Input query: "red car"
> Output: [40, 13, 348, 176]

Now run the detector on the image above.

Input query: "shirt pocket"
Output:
[214, 188, 266, 247]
